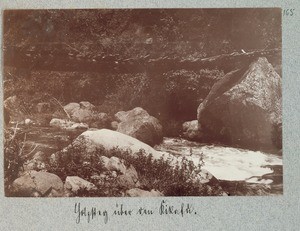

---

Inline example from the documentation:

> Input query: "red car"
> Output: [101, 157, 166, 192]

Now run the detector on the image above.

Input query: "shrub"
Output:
[100, 148, 216, 196]
[53, 139, 224, 196]
[46, 140, 105, 182]
[46, 138, 224, 196]
[4, 127, 27, 195]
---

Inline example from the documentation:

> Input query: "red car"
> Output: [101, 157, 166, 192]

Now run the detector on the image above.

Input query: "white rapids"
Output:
[155, 138, 282, 183]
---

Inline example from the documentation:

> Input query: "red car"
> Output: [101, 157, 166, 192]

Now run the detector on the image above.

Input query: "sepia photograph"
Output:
[3, 8, 282, 197]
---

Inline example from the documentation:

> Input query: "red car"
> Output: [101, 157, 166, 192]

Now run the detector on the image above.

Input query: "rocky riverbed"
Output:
[13, 125, 282, 196]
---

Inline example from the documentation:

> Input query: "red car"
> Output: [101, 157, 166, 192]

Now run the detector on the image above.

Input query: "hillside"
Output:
[3, 9, 282, 134]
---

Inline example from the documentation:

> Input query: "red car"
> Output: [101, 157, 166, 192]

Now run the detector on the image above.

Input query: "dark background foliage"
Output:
[3, 9, 281, 135]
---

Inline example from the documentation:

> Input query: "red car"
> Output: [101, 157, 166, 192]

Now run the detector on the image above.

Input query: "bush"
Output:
[4, 127, 27, 195]
[47, 138, 224, 196]
[100, 148, 218, 196]
[46, 140, 105, 182]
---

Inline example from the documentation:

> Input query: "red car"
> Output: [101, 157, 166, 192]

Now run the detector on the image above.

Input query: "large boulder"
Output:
[52, 129, 219, 186]
[11, 171, 64, 197]
[54, 129, 167, 160]
[182, 120, 203, 140]
[115, 107, 163, 146]
[197, 57, 282, 150]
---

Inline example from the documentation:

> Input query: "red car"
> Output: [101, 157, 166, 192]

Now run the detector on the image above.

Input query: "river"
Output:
[155, 137, 283, 195]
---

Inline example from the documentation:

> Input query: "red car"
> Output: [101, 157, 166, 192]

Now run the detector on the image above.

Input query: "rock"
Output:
[198, 169, 220, 185]
[106, 157, 127, 174]
[145, 37, 153, 45]
[64, 101, 95, 121]
[11, 171, 64, 197]
[117, 165, 140, 189]
[126, 188, 163, 197]
[115, 108, 149, 122]
[68, 122, 89, 130]
[23, 157, 46, 171]
[50, 118, 73, 128]
[197, 57, 282, 150]
[66, 129, 168, 160]
[36, 102, 51, 113]
[182, 120, 203, 140]
[111, 171, 118, 178]
[23, 151, 47, 171]
[64, 176, 97, 193]
[79, 101, 95, 110]
[24, 118, 33, 125]
[111, 121, 119, 130]
[54, 129, 220, 188]
[99, 156, 110, 167]
[51, 129, 174, 175]
[63, 102, 109, 128]
[91, 175, 103, 181]
[115, 107, 163, 146]
[99, 156, 136, 178]
[72, 109, 94, 123]
[100, 156, 127, 174]
[64, 102, 80, 115]
[49, 118, 88, 130]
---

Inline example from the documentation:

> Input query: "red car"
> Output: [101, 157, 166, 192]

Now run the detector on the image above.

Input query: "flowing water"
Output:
[155, 137, 283, 195]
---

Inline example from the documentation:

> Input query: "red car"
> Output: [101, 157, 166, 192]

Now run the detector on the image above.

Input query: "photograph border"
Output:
[0, 0, 299, 230]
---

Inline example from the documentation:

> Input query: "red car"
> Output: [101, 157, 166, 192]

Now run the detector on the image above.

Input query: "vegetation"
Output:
[3, 9, 281, 135]
[4, 127, 27, 195]
[4, 67, 224, 136]
[3, 9, 281, 63]
[3, 9, 282, 197]
[44, 138, 223, 197]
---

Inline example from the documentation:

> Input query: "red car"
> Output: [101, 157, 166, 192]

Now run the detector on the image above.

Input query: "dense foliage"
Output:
[4, 128, 27, 194]
[4, 66, 224, 135]
[45, 139, 223, 196]
[4, 9, 281, 62]
[3, 9, 281, 134]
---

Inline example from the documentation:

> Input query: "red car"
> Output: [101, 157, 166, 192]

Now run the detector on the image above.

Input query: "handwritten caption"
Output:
[74, 200, 197, 224]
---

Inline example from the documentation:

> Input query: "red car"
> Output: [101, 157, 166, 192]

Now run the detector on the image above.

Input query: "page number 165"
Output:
[283, 9, 295, 16]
